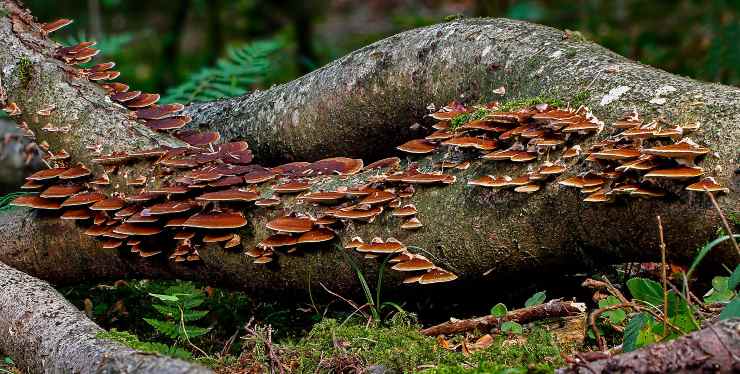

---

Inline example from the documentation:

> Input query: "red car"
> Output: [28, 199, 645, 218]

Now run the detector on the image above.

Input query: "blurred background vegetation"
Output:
[23, 0, 740, 97]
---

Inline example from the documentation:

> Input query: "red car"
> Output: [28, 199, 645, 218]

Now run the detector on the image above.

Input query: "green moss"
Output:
[17, 57, 33, 87]
[276, 315, 564, 373]
[0, 7, 8, 17]
[96, 329, 193, 360]
[496, 97, 564, 112]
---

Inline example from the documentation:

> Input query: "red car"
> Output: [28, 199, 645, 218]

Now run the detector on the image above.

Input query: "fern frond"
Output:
[0, 192, 29, 212]
[162, 39, 281, 104]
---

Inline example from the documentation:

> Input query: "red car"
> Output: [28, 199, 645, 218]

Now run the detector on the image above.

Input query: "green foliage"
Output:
[704, 276, 736, 303]
[686, 234, 740, 279]
[729, 264, 740, 290]
[598, 296, 626, 324]
[0, 192, 28, 212]
[524, 291, 546, 307]
[449, 108, 488, 131]
[281, 317, 563, 373]
[500, 321, 523, 335]
[626, 278, 664, 306]
[622, 313, 656, 352]
[97, 329, 193, 359]
[143, 282, 210, 342]
[162, 40, 281, 104]
[17, 57, 33, 87]
[490, 303, 507, 318]
[719, 298, 740, 320]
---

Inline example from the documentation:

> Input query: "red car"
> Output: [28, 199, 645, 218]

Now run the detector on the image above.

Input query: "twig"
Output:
[707, 192, 740, 256]
[178, 305, 209, 358]
[319, 282, 370, 320]
[589, 302, 632, 351]
[657, 216, 668, 335]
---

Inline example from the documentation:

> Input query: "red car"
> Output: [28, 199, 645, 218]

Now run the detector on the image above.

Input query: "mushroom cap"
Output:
[113, 223, 163, 236]
[27, 167, 68, 181]
[148, 186, 190, 195]
[396, 139, 438, 154]
[356, 241, 406, 254]
[111, 90, 141, 103]
[135, 103, 185, 120]
[266, 216, 314, 233]
[425, 129, 455, 141]
[630, 186, 666, 198]
[59, 166, 91, 180]
[196, 189, 260, 202]
[441, 136, 497, 151]
[224, 234, 241, 248]
[60, 208, 92, 220]
[61, 192, 107, 207]
[300, 191, 346, 204]
[176, 131, 221, 147]
[41, 18, 74, 33]
[539, 164, 567, 175]
[401, 173, 456, 184]
[260, 234, 298, 247]
[364, 157, 401, 171]
[145, 201, 195, 215]
[90, 197, 126, 211]
[331, 206, 383, 220]
[360, 190, 396, 205]
[400, 217, 423, 230]
[644, 166, 704, 179]
[125, 93, 160, 108]
[11, 195, 62, 209]
[392, 204, 417, 217]
[419, 268, 458, 284]
[685, 177, 729, 193]
[244, 168, 277, 184]
[272, 162, 311, 176]
[203, 232, 235, 243]
[309, 157, 364, 176]
[642, 142, 710, 159]
[391, 256, 435, 272]
[558, 175, 606, 188]
[40, 185, 82, 198]
[482, 149, 520, 161]
[144, 115, 192, 131]
[297, 228, 335, 244]
[273, 181, 312, 194]
[514, 184, 540, 193]
[254, 256, 273, 264]
[21, 180, 44, 190]
[468, 175, 511, 188]
[255, 198, 281, 207]
[584, 191, 611, 203]
[590, 148, 641, 160]
[184, 211, 248, 229]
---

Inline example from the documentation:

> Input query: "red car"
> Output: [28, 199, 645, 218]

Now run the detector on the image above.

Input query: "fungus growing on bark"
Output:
[360, 190, 396, 205]
[110, 90, 141, 103]
[356, 240, 406, 254]
[39, 184, 82, 198]
[10, 195, 62, 209]
[558, 174, 606, 189]
[41, 18, 73, 34]
[391, 256, 435, 271]
[644, 166, 704, 179]
[266, 216, 314, 233]
[685, 177, 729, 193]
[401, 217, 423, 230]
[113, 223, 163, 236]
[61, 192, 106, 206]
[144, 115, 192, 131]
[514, 184, 540, 193]
[590, 148, 641, 160]
[203, 232, 235, 243]
[419, 268, 458, 284]
[300, 191, 346, 204]
[184, 212, 248, 229]
[396, 139, 437, 154]
[125, 93, 160, 108]
[133, 103, 184, 120]
[401, 173, 456, 184]
[392, 204, 417, 217]
[331, 206, 383, 221]
[364, 157, 401, 170]
[60, 208, 91, 220]
[145, 201, 195, 215]
[260, 234, 298, 248]
[297, 228, 335, 244]
[224, 234, 241, 249]
[308, 157, 364, 176]
[510, 152, 537, 162]
[26, 167, 67, 181]
[642, 140, 710, 162]
[254, 256, 273, 264]
[255, 197, 281, 207]
[58, 165, 91, 179]
[90, 197, 126, 211]
[196, 189, 260, 202]
[441, 136, 497, 151]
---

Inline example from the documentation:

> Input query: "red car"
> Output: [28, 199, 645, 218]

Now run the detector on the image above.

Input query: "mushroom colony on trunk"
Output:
[2, 11, 729, 287]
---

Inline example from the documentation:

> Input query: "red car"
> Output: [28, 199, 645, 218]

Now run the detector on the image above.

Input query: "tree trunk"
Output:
[0, 261, 211, 373]
[0, 0, 736, 298]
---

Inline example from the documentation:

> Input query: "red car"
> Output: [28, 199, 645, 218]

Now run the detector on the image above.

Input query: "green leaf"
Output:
[713, 276, 730, 292]
[719, 298, 740, 320]
[687, 235, 740, 279]
[729, 265, 740, 290]
[149, 293, 179, 302]
[705, 277, 736, 303]
[598, 296, 626, 324]
[627, 278, 664, 306]
[623, 313, 658, 352]
[491, 303, 508, 318]
[500, 321, 523, 334]
[3, 357, 13, 365]
[524, 291, 546, 307]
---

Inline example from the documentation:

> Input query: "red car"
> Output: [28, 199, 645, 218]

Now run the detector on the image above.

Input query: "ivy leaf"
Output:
[490, 303, 508, 318]
[719, 298, 740, 320]
[729, 265, 740, 290]
[149, 293, 179, 302]
[623, 313, 658, 352]
[627, 278, 664, 306]
[524, 291, 546, 307]
[501, 321, 523, 335]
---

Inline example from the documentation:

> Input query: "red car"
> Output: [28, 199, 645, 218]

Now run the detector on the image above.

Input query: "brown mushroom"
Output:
[644, 166, 704, 179]
[685, 177, 729, 193]
[40, 184, 82, 198]
[61, 192, 107, 207]
[392, 204, 417, 217]
[58, 165, 91, 180]
[203, 232, 235, 243]
[90, 197, 126, 211]
[196, 189, 260, 202]
[418, 268, 458, 284]
[10, 195, 62, 210]
[356, 240, 406, 254]
[60, 208, 92, 220]
[125, 93, 160, 108]
[273, 181, 312, 194]
[401, 217, 423, 230]
[41, 18, 73, 34]
[297, 228, 335, 244]
[266, 216, 313, 233]
[113, 223, 163, 236]
[396, 139, 437, 154]
[391, 256, 435, 271]
[184, 211, 248, 229]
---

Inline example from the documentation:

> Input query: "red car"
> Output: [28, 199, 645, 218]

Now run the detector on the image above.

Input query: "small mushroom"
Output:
[418, 268, 458, 284]
[266, 216, 314, 233]
[184, 211, 248, 229]
[401, 217, 423, 230]
[396, 139, 438, 154]
[41, 18, 73, 34]
[685, 177, 728, 194]
[644, 166, 704, 179]
[297, 228, 335, 244]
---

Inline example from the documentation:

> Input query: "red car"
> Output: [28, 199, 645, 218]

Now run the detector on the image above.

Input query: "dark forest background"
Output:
[24, 0, 740, 94]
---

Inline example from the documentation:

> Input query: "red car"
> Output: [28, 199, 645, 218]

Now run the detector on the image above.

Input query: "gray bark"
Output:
[0, 261, 212, 373]
[559, 318, 740, 374]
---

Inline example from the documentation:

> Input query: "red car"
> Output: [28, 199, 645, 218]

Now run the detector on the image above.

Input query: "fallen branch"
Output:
[558, 318, 740, 374]
[0, 261, 211, 374]
[420, 300, 585, 336]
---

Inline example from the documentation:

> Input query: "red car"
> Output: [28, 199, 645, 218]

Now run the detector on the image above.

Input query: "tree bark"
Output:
[558, 318, 740, 374]
[0, 0, 736, 297]
[0, 261, 212, 373]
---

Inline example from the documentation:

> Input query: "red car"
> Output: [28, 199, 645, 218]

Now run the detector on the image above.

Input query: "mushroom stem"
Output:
[706, 192, 740, 256]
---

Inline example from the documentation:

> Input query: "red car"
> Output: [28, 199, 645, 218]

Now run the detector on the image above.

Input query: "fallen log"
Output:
[558, 318, 740, 374]
[421, 300, 586, 336]
[0, 261, 212, 373]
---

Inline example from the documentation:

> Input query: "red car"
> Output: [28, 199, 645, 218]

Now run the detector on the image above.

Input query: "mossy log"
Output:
[0, 0, 736, 298]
